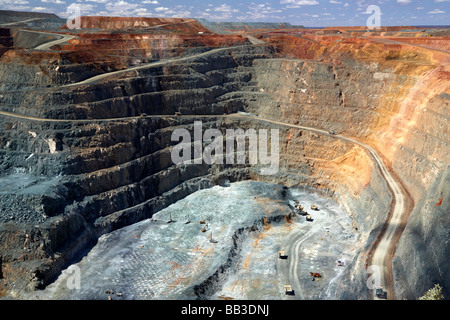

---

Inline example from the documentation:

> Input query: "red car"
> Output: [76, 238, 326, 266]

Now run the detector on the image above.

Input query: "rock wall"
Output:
[66, 17, 210, 33]
[247, 35, 449, 299]
[0, 33, 448, 299]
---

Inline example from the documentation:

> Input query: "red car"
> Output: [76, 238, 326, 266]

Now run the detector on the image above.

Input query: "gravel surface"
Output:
[0, 173, 62, 224]
[32, 181, 361, 300]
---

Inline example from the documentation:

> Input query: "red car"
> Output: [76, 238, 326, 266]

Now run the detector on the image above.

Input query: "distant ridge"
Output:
[413, 25, 450, 29]
[0, 10, 60, 20]
[196, 18, 304, 33]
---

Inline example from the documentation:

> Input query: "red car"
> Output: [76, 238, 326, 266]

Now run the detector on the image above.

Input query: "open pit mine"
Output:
[0, 10, 448, 301]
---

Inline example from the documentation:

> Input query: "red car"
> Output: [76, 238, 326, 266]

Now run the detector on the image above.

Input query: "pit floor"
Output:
[33, 181, 362, 300]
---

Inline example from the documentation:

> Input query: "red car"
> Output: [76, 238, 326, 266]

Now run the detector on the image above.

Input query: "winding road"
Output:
[33, 31, 77, 51]
[0, 109, 411, 300]
[62, 43, 255, 88]
[369, 37, 450, 57]
[0, 18, 44, 26]
[277, 228, 308, 300]
[0, 28, 413, 300]
[239, 115, 410, 300]
[276, 214, 328, 300]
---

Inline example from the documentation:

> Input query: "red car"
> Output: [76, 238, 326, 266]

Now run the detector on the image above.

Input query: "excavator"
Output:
[310, 272, 322, 278]
[278, 251, 288, 259]
[293, 201, 304, 214]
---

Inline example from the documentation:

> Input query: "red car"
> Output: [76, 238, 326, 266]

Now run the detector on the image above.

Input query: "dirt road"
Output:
[14, 29, 77, 50]
[277, 230, 308, 300]
[276, 220, 326, 300]
[0, 18, 44, 26]
[238, 114, 411, 300]
[370, 37, 450, 56]
[62, 44, 255, 88]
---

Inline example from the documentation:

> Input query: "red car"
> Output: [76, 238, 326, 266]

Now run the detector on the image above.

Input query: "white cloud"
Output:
[397, 0, 412, 4]
[41, 0, 65, 4]
[142, 0, 159, 4]
[32, 6, 48, 11]
[133, 7, 149, 16]
[214, 4, 239, 13]
[236, 2, 283, 21]
[105, 0, 143, 16]
[0, 0, 29, 4]
[329, 0, 342, 3]
[280, 0, 319, 5]
[252, 3, 282, 14]
[196, 3, 240, 20]
[167, 10, 191, 18]
[83, 0, 107, 3]
[0, 0, 30, 10]
[428, 8, 446, 13]
[150, 5, 192, 18]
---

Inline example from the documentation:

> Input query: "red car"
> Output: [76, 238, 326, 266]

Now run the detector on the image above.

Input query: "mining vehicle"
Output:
[279, 251, 288, 259]
[311, 204, 318, 210]
[375, 286, 387, 299]
[284, 285, 294, 295]
[297, 204, 304, 212]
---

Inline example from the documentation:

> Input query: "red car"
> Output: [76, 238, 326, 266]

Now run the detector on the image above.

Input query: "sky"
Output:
[0, 0, 449, 27]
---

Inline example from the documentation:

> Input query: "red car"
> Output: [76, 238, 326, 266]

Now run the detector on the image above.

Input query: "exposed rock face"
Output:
[0, 22, 448, 300]
[0, 10, 64, 30]
[196, 19, 305, 34]
[0, 10, 59, 21]
[251, 34, 450, 299]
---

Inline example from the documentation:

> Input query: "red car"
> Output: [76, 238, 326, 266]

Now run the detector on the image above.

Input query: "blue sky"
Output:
[1, 0, 449, 27]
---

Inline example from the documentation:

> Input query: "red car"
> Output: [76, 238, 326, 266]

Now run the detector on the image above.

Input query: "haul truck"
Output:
[284, 285, 294, 295]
